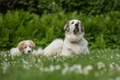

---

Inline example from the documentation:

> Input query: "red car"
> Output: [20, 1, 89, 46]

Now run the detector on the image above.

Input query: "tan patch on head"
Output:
[17, 41, 25, 53]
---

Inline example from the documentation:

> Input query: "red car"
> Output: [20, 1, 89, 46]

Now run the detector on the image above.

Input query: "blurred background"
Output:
[0, 0, 120, 50]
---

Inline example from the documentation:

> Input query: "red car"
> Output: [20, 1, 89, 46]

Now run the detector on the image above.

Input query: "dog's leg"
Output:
[83, 47, 89, 54]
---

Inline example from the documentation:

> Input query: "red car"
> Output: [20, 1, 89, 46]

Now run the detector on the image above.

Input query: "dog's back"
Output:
[43, 39, 63, 56]
[10, 47, 21, 56]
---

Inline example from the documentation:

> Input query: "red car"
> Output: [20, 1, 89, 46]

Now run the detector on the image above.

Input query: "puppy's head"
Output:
[17, 40, 35, 54]
[64, 19, 84, 42]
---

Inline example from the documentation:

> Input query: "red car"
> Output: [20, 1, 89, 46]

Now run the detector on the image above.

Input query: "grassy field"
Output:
[0, 49, 120, 80]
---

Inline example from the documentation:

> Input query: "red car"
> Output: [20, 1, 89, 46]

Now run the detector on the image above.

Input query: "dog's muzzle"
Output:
[27, 50, 31, 54]
[73, 23, 79, 34]
[75, 23, 79, 28]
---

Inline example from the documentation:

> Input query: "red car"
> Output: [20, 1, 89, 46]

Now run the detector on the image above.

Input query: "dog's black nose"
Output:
[75, 23, 79, 29]
[75, 23, 79, 27]
[73, 23, 79, 34]
[28, 50, 31, 53]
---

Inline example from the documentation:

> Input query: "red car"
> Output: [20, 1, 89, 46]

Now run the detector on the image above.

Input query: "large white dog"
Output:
[44, 19, 89, 56]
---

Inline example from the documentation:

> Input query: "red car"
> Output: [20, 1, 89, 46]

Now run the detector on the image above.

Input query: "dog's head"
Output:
[64, 19, 84, 42]
[17, 40, 35, 54]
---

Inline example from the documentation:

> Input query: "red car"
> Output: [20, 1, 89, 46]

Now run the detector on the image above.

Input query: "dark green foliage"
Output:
[17, 0, 120, 15]
[0, 0, 120, 15]
[0, 10, 120, 49]
[59, 0, 120, 15]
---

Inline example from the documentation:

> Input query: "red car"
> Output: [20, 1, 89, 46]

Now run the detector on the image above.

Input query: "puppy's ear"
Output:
[29, 40, 35, 49]
[17, 41, 25, 53]
[64, 21, 70, 32]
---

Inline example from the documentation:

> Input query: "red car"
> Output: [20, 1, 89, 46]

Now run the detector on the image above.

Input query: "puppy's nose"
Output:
[28, 50, 31, 53]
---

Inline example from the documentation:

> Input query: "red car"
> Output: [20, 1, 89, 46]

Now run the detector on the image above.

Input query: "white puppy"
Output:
[44, 19, 89, 56]
[10, 40, 35, 56]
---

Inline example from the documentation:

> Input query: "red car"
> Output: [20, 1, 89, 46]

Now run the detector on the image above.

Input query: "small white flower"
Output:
[5, 58, 8, 61]
[52, 2, 55, 5]
[2, 62, 10, 74]
[117, 66, 120, 71]
[83, 65, 93, 75]
[23, 64, 30, 69]
[111, 56, 113, 59]
[62, 67, 69, 75]
[37, 59, 41, 63]
[97, 62, 105, 69]
[22, 59, 29, 65]
[55, 65, 61, 70]
[85, 65, 93, 71]
[110, 62, 116, 69]
[53, 56, 57, 59]
[49, 65, 55, 72]
[75, 64, 82, 70]
[69, 64, 82, 72]
[39, 68, 44, 71]
[62, 64, 69, 75]
[44, 67, 49, 72]
[116, 54, 120, 58]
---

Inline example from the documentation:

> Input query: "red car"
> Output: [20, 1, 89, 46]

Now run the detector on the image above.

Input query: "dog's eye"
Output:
[29, 46, 31, 48]
[71, 21, 74, 24]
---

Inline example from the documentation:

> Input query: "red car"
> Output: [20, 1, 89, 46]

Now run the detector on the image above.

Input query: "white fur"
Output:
[44, 39, 63, 56]
[10, 47, 21, 56]
[60, 37, 89, 56]
[43, 19, 89, 56]
[32, 47, 44, 56]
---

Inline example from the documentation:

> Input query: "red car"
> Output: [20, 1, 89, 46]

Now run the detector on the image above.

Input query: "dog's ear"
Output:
[17, 41, 25, 53]
[80, 22, 84, 32]
[29, 40, 35, 49]
[64, 21, 70, 32]
[81, 26, 84, 32]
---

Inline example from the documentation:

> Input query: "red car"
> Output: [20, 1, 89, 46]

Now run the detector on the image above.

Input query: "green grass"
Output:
[0, 49, 120, 80]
